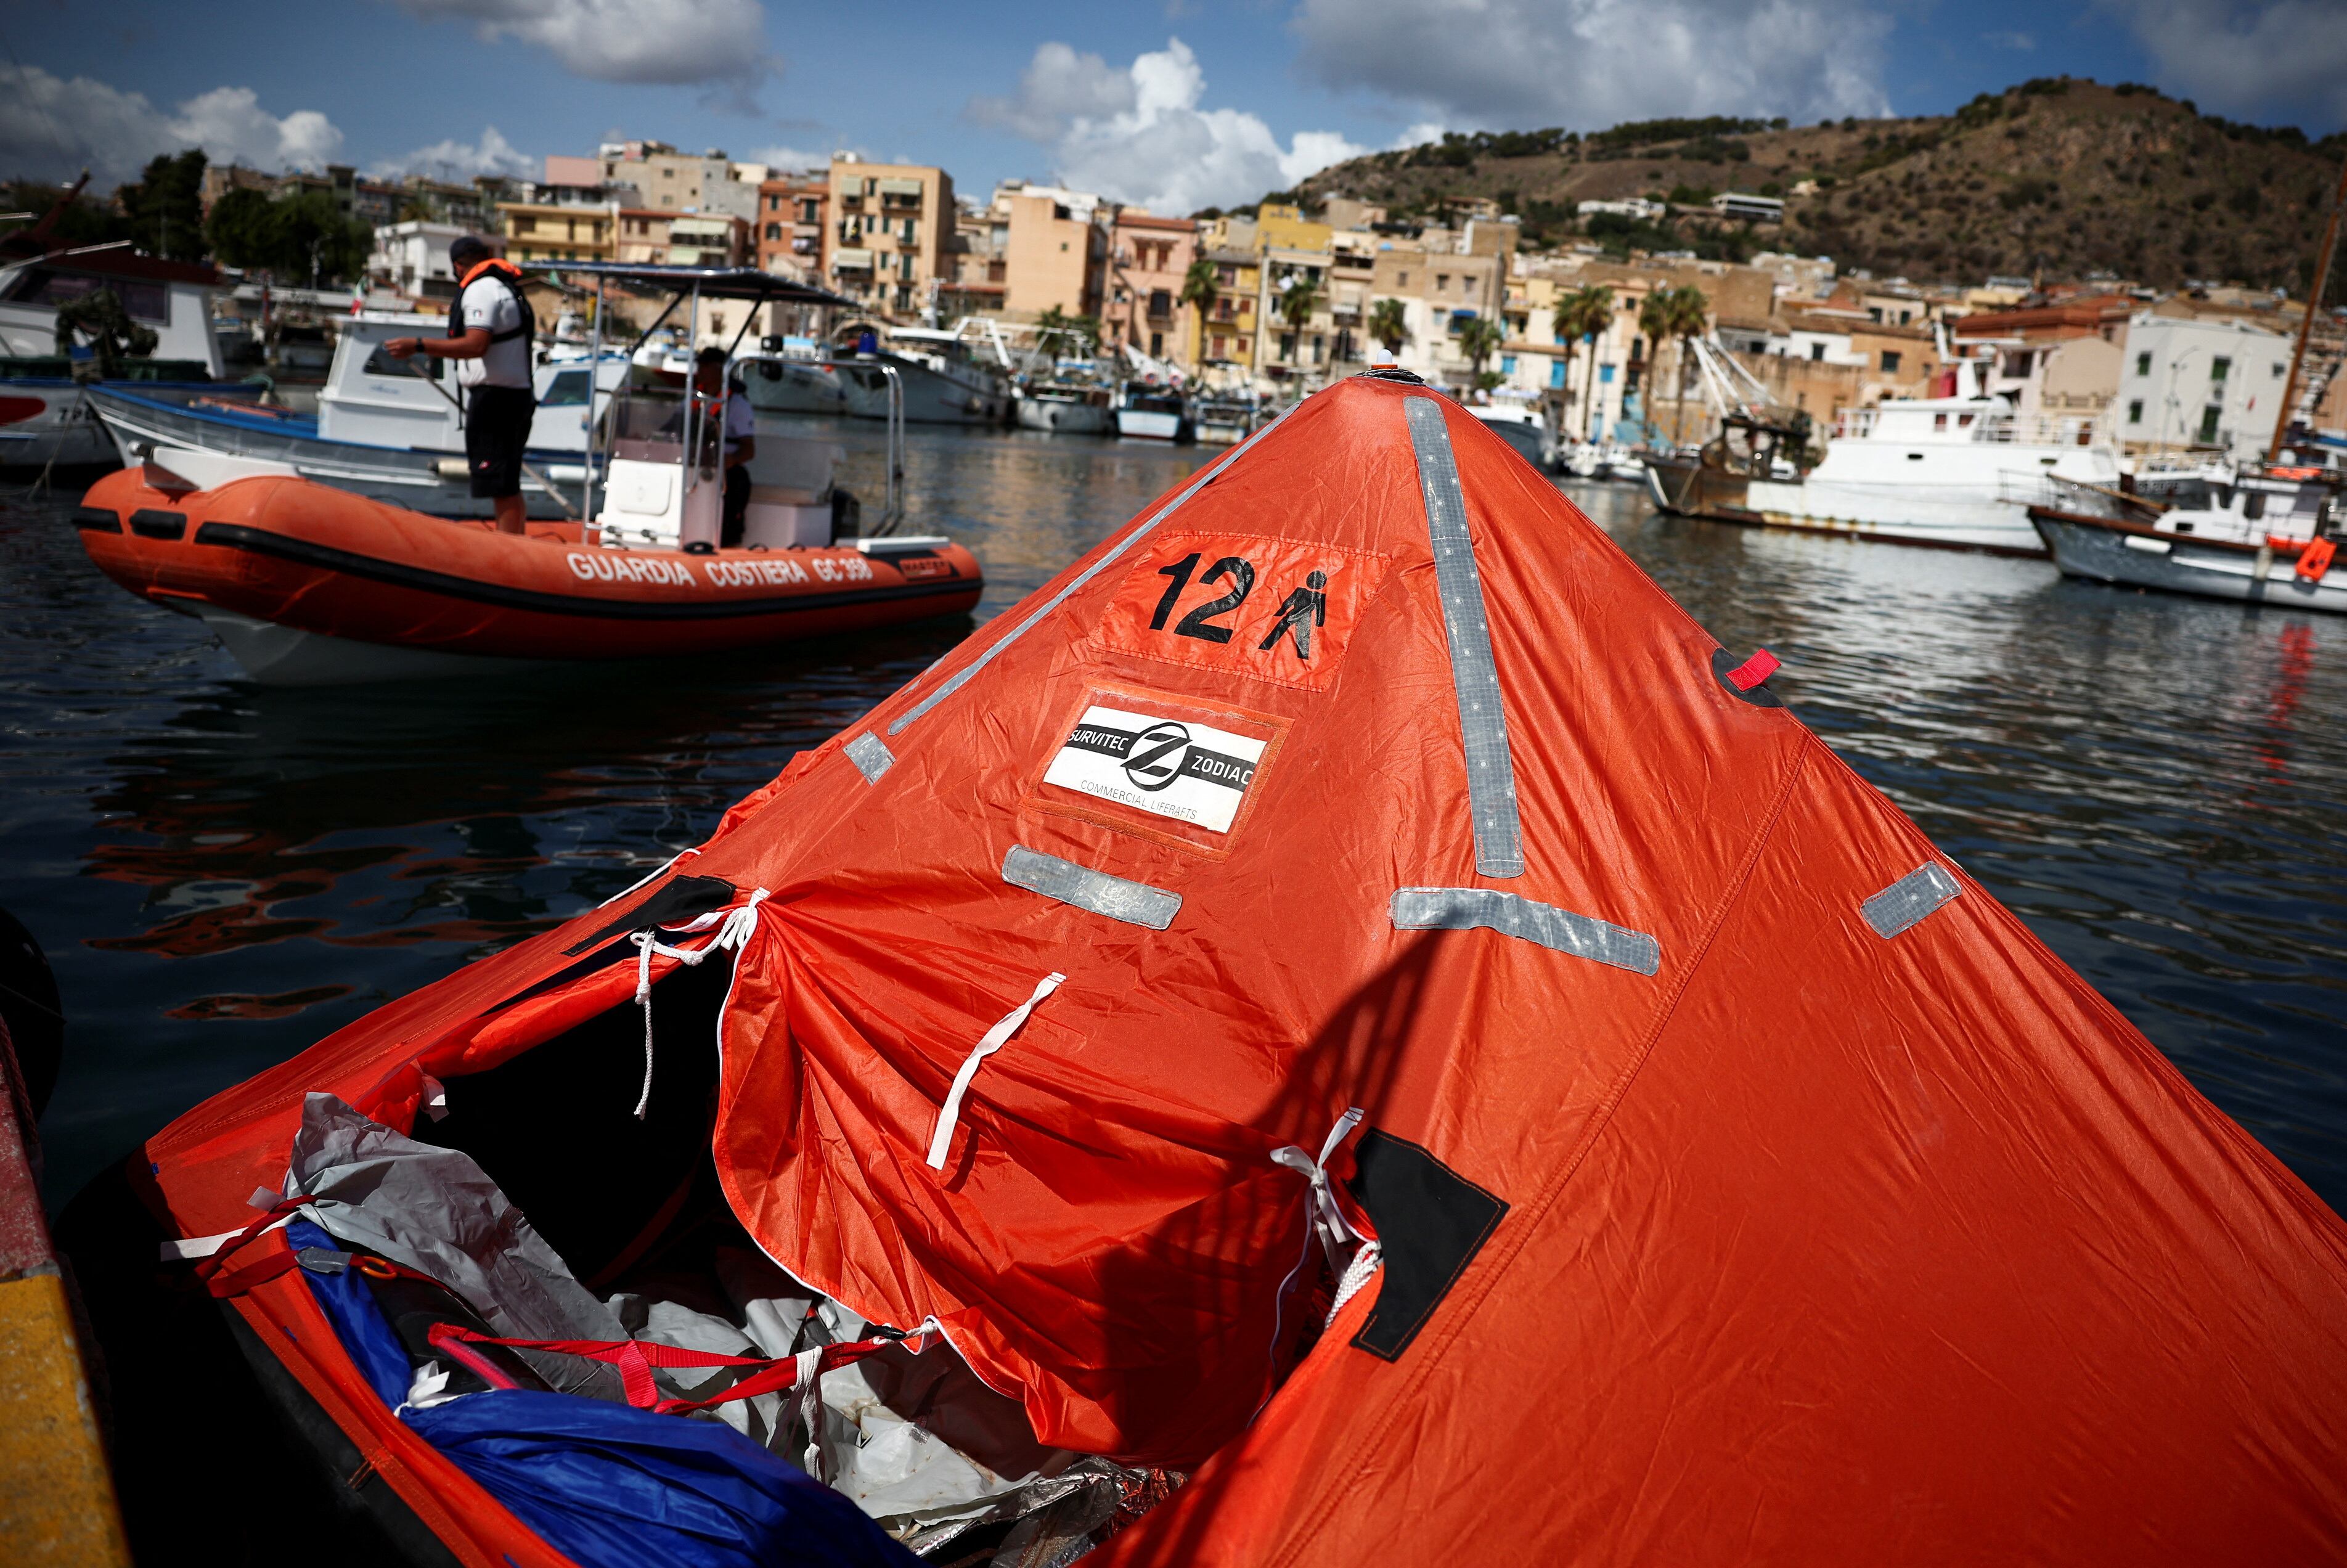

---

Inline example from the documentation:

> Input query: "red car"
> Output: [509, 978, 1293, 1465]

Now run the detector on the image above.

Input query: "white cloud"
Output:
[375, 126, 536, 182]
[0, 64, 343, 187]
[1392, 121, 1447, 150]
[2100, 0, 2347, 126]
[747, 144, 834, 174]
[971, 38, 1367, 214]
[1290, 0, 1892, 131]
[391, 0, 778, 105]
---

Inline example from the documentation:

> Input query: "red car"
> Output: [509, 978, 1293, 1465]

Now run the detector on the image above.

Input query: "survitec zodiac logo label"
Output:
[1045, 705, 1266, 832]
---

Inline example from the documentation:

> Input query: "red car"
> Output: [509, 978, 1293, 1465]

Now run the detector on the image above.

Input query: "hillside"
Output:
[1286, 80, 2346, 298]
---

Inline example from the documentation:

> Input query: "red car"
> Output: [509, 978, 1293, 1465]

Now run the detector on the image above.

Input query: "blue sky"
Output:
[4, 0, 2341, 214]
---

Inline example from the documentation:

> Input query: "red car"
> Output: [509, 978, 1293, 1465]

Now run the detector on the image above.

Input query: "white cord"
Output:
[925, 972, 1066, 1169]
[629, 888, 769, 1119]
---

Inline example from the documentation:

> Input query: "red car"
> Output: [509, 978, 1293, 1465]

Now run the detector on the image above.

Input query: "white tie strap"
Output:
[630, 888, 770, 1120]
[925, 971, 1066, 1170]
[1270, 1106, 1367, 1275]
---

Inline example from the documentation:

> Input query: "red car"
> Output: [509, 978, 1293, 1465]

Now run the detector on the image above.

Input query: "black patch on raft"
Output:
[1712, 645, 1786, 708]
[71, 506, 122, 532]
[563, 874, 737, 955]
[1343, 1129, 1508, 1361]
[129, 508, 187, 539]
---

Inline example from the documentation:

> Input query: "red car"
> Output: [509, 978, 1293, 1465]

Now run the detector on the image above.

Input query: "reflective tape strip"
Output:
[1390, 887, 1659, 976]
[1860, 862, 1961, 939]
[1002, 845, 1181, 930]
[1404, 397, 1522, 878]
[844, 730, 894, 783]
[885, 403, 1300, 738]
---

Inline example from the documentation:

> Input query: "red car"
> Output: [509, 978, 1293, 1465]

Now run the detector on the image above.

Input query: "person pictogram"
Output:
[1259, 570, 1328, 659]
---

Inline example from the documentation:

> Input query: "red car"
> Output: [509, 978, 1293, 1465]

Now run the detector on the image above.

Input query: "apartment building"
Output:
[1001, 184, 1108, 322]
[499, 197, 618, 265]
[615, 210, 675, 266]
[668, 214, 746, 267]
[939, 203, 1008, 321]
[755, 174, 827, 277]
[825, 155, 955, 319]
[1104, 211, 1196, 364]
[1369, 243, 1504, 392]
[367, 220, 470, 303]
[1196, 248, 1259, 377]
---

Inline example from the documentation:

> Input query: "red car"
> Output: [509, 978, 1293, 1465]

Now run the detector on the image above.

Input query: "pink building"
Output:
[1105, 212, 1197, 367]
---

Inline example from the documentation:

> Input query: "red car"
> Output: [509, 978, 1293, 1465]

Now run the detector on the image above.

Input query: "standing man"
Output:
[691, 346, 757, 547]
[386, 235, 535, 534]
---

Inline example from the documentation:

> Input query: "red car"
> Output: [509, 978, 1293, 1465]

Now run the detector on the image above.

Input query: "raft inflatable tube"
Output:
[73, 468, 982, 684]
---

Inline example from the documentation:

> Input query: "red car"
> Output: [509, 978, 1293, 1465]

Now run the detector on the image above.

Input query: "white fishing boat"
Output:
[1014, 379, 1113, 434]
[1, 195, 228, 468]
[2025, 470, 2344, 613]
[739, 337, 846, 417]
[1647, 344, 2116, 555]
[838, 327, 1011, 425]
[1114, 385, 1190, 442]
[88, 313, 628, 518]
[1191, 395, 1258, 445]
[1467, 403, 1556, 470]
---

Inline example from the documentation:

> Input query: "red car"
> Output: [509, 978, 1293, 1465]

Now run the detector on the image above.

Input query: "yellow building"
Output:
[823, 155, 955, 321]
[1198, 248, 1259, 374]
[497, 200, 616, 266]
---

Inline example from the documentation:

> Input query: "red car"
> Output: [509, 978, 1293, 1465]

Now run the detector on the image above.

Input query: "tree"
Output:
[1177, 257, 1219, 365]
[1368, 296, 1408, 353]
[1557, 285, 1612, 441]
[1458, 313, 1505, 391]
[1638, 285, 1710, 446]
[205, 187, 277, 270]
[1276, 273, 1321, 333]
[116, 149, 208, 263]
[1035, 304, 1101, 356]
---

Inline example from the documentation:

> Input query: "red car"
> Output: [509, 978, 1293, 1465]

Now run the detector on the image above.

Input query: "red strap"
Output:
[425, 1322, 895, 1413]
[194, 1196, 314, 1295]
[1724, 648, 1781, 692]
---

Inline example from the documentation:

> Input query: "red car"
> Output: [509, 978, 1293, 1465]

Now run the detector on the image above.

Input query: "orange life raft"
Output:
[74, 468, 982, 679]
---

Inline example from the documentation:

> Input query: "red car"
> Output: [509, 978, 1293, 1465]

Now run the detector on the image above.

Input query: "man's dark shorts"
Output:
[463, 385, 537, 499]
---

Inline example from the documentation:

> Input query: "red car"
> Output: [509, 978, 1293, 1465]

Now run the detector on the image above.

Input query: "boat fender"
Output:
[2297, 538, 2336, 582]
[1712, 647, 1785, 709]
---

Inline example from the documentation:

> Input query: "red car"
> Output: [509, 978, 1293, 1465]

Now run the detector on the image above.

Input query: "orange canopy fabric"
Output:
[142, 375, 2347, 1561]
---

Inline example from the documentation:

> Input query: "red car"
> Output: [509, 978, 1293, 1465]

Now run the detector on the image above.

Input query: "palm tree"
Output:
[1368, 296, 1408, 354]
[1178, 258, 1220, 367]
[1275, 272, 1323, 374]
[1646, 285, 1710, 447]
[1636, 287, 1678, 444]
[1458, 314, 1506, 392]
[1564, 285, 1612, 442]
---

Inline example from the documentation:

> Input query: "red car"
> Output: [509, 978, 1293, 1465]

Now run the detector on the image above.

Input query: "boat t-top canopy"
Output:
[544, 262, 858, 310]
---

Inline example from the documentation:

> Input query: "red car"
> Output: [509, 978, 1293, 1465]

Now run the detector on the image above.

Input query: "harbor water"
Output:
[4, 423, 2344, 1216]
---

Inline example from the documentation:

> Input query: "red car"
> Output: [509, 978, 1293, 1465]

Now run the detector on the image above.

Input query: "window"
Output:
[1809, 341, 1825, 361]
[2127, 399, 2144, 424]
[1867, 306, 1883, 323]
[1212, 333, 1227, 357]
[900, 218, 916, 244]
[1898, 309, 1912, 325]
[764, 223, 780, 241]
[2197, 405, 2221, 443]
[1550, 362, 1565, 388]
[1280, 332, 1297, 361]
[1436, 274, 1450, 291]
[1880, 350, 1901, 373]
[2135, 351, 2151, 376]
[1501, 355, 1517, 374]
[1149, 331, 1162, 356]
[2210, 356, 2231, 383]
[1397, 271, 1409, 287]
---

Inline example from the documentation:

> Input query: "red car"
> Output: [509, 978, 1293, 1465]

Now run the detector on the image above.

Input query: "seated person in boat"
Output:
[693, 348, 757, 548]
[387, 235, 536, 535]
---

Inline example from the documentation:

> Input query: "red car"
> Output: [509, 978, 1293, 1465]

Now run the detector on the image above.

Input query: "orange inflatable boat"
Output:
[75, 467, 982, 685]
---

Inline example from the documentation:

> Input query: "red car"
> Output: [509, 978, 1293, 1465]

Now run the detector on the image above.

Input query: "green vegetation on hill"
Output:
[1287, 78, 2347, 298]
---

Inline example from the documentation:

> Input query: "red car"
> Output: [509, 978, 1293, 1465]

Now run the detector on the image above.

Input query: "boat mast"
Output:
[2268, 150, 2347, 467]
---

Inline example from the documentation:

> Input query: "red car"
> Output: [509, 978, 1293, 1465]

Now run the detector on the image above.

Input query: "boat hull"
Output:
[1116, 409, 1189, 442]
[0, 380, 117, 467]
[1014, 397, 1112, 435]
[742, 361, 846, 417]
[75, 469, 985, 683]
[89, 385, 587, 519]
[839, 361, 1008, 425]
[2030, 507, 2347, 615]
[1646, 454, 2047, 555]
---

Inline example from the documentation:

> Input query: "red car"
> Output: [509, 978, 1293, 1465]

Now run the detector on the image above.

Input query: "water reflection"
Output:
[2, 447, 2341, 1218]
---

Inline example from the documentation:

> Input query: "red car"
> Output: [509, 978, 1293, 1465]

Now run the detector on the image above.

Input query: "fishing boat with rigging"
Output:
[1647, 338, 2115, 554]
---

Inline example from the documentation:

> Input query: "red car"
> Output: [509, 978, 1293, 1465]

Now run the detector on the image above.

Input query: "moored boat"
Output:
[74, 467, 980, 684]
[2025, 471, 2345, 613]
[839, 328, 1012, 425]
[1114, 385, 1190, 442]
[1013, 380, 1114, 434]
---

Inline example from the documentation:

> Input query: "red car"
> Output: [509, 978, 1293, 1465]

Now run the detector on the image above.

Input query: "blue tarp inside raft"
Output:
[287, 1222, 918, 1568]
